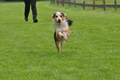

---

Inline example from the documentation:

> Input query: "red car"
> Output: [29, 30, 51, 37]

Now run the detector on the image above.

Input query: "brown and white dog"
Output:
[52, 12, 73, 53]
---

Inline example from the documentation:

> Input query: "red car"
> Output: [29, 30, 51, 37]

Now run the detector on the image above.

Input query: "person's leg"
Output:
[24, 0, 30, 21]
[31, 0, 38, 22]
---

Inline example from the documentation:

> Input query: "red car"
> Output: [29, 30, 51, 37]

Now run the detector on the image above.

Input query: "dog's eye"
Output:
[60, 16, 62, 17]
[55, 16, 58, 17]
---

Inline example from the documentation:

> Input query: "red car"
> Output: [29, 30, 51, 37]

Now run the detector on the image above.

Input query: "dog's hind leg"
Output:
[55, 41, 62, 53]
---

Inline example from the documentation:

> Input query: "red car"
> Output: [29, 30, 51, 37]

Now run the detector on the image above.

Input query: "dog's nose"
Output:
[58, 19, 61, 22]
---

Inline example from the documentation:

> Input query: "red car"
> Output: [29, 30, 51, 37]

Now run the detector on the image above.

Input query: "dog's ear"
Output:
[61, 12, 66, 17]
[52, 12, 56, 18]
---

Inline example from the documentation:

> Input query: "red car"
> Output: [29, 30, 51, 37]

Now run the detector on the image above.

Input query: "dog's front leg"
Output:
[54, 31, 63, 53]
[63, 30, 71, 41]
[56, 31, 64, 40]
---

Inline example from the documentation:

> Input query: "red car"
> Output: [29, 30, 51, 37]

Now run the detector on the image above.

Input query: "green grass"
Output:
[0, 1, 120, 80]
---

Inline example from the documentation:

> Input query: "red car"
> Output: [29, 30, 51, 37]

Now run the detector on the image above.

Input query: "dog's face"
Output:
[52, 12, 66, 25]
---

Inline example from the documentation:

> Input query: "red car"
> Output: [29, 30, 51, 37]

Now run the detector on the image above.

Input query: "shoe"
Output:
[33, 19, 38, 23]
[25, 17, 28, 21]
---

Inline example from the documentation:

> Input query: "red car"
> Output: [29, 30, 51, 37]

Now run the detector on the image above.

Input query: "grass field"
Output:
[0, 1, 120, 80]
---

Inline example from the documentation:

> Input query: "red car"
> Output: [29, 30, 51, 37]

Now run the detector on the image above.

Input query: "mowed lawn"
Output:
[0, 1, 120, 80]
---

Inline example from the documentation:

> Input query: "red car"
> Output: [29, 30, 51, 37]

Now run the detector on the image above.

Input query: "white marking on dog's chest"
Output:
[56, 26, 68, 31]
[55, 22, 69, 32]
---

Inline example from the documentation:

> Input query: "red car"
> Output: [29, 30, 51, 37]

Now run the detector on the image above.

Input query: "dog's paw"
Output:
[63, 32, 68, 42]
[64, 35, 68, 42]
[58, 32, 64, 37]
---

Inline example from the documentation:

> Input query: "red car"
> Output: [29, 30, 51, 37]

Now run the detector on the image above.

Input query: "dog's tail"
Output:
[67, 19, 73, 27]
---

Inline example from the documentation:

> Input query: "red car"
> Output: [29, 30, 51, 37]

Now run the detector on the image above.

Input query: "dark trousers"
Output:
[24, 0, 37, 20]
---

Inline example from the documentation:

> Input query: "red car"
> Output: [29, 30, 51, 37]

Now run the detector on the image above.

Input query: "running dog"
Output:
[52, 12, 73, 53]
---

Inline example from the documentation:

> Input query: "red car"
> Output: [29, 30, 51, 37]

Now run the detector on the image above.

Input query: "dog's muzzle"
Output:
[57, 19, 61, 25]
